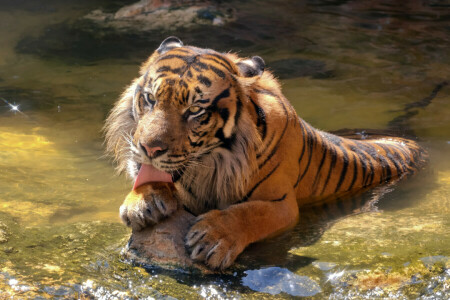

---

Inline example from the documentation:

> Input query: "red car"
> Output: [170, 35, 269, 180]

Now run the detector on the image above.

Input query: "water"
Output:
[0, 0, 449, 298]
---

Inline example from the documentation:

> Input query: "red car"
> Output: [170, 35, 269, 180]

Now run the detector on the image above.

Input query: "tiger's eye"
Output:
[189, 106, 201, 113]
[144, 93, 155, 106]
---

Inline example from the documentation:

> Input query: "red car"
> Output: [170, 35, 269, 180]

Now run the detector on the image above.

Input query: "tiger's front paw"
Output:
[120, 182, 178, 231]
[185, 210, 246, 270]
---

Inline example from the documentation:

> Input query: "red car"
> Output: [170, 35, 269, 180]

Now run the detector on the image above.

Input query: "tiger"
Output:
[104, 36, 427, 270]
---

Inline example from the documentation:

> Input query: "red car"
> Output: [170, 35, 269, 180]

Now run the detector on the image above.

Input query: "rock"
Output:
[124, 210, 206, 270]
[83, 0, 235, 32]
[242, 267, 322, 297]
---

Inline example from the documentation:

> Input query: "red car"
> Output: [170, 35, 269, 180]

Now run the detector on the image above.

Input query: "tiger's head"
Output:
[105, 37, 269, 205]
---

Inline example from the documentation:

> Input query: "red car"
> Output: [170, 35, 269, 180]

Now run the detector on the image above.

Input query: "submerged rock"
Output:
[242, 267, 322, 297]
[420, 255, 449, 268]
[83, 0, 235, 31]
[124, 209, 206, 270]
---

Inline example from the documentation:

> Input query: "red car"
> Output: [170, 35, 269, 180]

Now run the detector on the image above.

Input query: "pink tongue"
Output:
[133, 164, 173, 190]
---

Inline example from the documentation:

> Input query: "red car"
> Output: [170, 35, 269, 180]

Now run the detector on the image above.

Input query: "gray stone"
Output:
[123, 210, 207, 271]
[312, 261, 337, 271]
[242, 267, 322, 297]
[83, 0, 235, 32]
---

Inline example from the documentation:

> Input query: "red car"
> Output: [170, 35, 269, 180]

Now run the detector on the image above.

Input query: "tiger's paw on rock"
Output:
[185, 210, 245, 270]
[120, 182, 178, 231]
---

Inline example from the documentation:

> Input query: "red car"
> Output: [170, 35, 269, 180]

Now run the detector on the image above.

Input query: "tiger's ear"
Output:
[157, 36, 183, 54]
[237, 56, 265, 77]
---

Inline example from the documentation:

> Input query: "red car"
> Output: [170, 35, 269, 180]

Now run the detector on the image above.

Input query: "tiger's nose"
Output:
[140, 141, 168, 158]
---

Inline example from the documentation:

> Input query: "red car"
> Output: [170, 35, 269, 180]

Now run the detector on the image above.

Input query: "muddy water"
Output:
[0, 0, 449, 298]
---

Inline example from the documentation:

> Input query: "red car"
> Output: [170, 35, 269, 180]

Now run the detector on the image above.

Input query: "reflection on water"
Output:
[0, 0, 449, 298]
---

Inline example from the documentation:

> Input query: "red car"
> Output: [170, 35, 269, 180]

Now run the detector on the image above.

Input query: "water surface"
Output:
[0, 0, 449, 298]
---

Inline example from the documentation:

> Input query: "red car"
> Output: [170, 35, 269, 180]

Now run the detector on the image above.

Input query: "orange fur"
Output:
[104, 37, 427, 270]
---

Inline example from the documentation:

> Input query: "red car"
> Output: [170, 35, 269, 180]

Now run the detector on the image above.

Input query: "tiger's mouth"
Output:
[133, 163, 185, 189]
[133, 164, 173, 190]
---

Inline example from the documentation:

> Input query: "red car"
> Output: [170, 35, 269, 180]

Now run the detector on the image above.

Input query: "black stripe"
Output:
[194, 86, 203, 96]
[193, 61, 209, 71]
[347, 152, 359, 191]
[207, 53, 234, 71]
[293, 174, 301, 188]
[320, 145, 338, 195]
[297, 119, 308, 163]
[183, 205, 196, 216]
[239, 162, 280, 203]
[270, 193, 287, 202]
[191, 129, 208, 137]
[183, 90, 190, 103]
[293, 119, 307, 189]
[212, 87, 230, 105]
[257, 95, 289, 169]
[209, 65, 226, 79]
[323, 132, 342, 146]
[365, 143, 391, 183]
[179, 79, 188, 89]
[182, 183, 197, 201]
[249, 97, 267, 139]
[196, 99, 210, 104]
[357, 149, 367, 186]
[156, 66, 184, 75]
[334, 145, 349, 192]
[352, 141, 375, 187]
[197, 75, 212, 87]
[160, 160, 186, 165]
[298, 124, 317, 182]
[155, 86, 165, 98]
[365, 155, 375, 186]
[217, 107, 230, 125]
[376, 144, 393, 183]
[168, 154, 187, 158]
[202, 56, 234, 73]
[153, 73, 168, 83]
[357, 143, 378, 185]
[349, 145, 367, 189]
[165, 78, 175, 86]
[378, 144, 402, 178]
[389, 144, 411, 171]
[188, 135, 204, 147]
[199, 112, 212, 126]
[312, 138, 328, 191]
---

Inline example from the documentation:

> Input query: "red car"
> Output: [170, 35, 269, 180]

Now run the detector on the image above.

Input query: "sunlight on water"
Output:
[0, 0, 449, 298]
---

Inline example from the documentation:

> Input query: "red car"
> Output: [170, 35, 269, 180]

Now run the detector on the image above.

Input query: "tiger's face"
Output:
[130, 37, 262, 176]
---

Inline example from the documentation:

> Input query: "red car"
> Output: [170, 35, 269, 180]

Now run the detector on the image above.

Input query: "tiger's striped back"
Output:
[293, 120, 427, 204]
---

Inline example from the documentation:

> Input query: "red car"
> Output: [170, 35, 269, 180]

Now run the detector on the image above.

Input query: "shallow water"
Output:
[0, 0, 449, 298]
